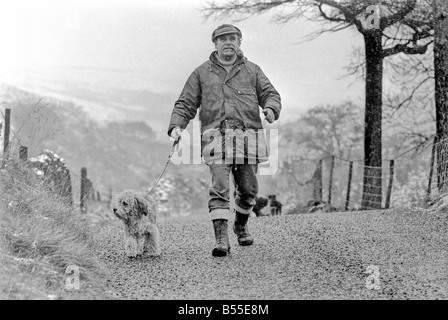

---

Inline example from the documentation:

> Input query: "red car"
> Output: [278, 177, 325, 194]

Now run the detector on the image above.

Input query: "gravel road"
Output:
[93, 209, 447, 300]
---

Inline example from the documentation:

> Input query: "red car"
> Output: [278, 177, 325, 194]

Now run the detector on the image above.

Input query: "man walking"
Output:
[168, 24, 281, 257]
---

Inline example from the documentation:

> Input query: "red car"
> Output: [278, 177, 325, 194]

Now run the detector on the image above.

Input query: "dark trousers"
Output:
[207, 163, 258, 221]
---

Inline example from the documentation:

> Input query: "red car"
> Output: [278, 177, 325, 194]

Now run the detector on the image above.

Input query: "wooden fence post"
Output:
[345, 161, 353, 211]
[97, 191, 101, 201]
[19, 146, 28, 161]
[385, 160, 395, 209]
[80, 167, 88, 213]
[2, 108, 11, 166]
[327, 156, 335, 205]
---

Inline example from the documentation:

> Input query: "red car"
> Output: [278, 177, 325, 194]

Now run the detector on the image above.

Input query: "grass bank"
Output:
[0, 159, 108, 300]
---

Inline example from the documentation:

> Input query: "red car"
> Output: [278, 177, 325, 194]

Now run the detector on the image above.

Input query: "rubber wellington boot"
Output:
[233, 211, 254, 246]
[212, 219, 230, 257]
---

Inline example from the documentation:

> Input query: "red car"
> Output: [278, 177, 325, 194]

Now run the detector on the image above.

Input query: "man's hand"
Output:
[263, 108, 275, 124]
[170, 127, 182, 141]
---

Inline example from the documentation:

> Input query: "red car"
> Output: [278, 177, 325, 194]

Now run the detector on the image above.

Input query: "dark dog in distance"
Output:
[252, 195, 282, 216]
[252, 197, 269, 217]
[268, 194, 282, 215]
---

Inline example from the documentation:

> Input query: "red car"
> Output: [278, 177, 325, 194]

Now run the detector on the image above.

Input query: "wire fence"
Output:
[3, 106, 448, 215]
[280, 135, 448, 213]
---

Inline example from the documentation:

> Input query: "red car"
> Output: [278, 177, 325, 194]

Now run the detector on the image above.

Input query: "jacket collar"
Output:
[209, 50, 246, 67]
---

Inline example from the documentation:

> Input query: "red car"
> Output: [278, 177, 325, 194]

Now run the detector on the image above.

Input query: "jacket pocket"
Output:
[234, 86, 257, 106]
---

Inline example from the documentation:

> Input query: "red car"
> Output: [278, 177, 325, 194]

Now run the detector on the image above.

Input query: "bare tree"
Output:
[203, 0, 433, 209]
[380, 52, 435, 156]
[282, 102, 364, 160]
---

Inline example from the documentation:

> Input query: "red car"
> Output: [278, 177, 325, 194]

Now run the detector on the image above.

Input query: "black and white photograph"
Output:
[0, 0, 447, 305]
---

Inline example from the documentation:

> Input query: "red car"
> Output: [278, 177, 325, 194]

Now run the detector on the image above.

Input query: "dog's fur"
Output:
[112, 190, 161, 257]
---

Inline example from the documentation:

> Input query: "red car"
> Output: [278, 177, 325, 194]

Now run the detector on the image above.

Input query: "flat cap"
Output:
[211, 24, 242, 42]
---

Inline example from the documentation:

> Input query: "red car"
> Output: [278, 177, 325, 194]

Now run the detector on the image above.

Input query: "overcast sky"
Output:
[0, 0, 366, 121]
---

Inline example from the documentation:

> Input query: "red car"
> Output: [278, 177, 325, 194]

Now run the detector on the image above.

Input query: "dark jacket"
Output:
[168, 51, 281, 163]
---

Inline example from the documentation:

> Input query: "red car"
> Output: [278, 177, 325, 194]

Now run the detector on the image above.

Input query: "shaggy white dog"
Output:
[112, 190, 161, 257]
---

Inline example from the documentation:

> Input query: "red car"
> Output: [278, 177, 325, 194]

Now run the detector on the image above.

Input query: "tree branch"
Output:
[317, 2, 346, 23]
[318, 0, 366, 32]
[389, 76, 433, 113]
[382, 40, 432, 58]
[202, 0, 297, 20]
[317, 0, 354, 18]
[381, 0, 417, 29]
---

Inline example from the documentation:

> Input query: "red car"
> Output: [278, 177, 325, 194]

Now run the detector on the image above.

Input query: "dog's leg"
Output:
[136, 234, 145, 256]
[124, 227, 140, 258]
[125, 235, 140, 258]
[144, 226, 161, 256]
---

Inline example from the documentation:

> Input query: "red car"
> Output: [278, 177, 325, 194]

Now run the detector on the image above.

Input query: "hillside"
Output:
[0, 160, 107, 300]
[0, 66, 177, 136]
[1, 85, 210, 215]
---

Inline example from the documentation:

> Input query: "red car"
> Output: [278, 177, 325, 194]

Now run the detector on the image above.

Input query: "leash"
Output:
[145, 138, 180, 197]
